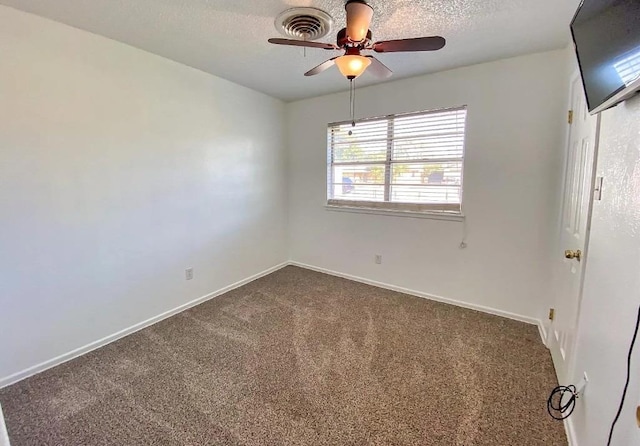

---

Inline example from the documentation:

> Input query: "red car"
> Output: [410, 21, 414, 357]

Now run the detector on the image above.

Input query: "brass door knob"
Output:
[564, 249, 582, 261]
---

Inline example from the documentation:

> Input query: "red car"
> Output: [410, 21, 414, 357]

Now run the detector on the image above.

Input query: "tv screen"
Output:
[571, 0, 640, 113]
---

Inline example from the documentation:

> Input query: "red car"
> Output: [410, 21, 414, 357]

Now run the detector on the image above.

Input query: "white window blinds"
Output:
[327, 106, 467, 214]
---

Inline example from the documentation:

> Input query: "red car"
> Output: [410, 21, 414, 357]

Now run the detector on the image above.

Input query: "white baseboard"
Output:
[564, 417, 577, 446]
[289, 261, 545, 339]
[0, 404, 10, 446]
[1, 260, 548, 389]
[0, 262, 289, 389]
[538, 320, 549, 348]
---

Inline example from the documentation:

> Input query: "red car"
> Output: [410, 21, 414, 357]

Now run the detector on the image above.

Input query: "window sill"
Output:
[324, 204, 465, 221]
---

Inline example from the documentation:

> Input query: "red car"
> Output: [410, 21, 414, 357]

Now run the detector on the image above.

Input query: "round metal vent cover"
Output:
[275, 7, 334, 41]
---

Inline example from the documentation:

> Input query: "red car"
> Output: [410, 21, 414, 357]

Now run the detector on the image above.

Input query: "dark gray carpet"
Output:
[0, 266, 566, 445]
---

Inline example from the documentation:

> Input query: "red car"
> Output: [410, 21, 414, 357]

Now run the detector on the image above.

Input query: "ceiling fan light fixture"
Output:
[345, 0, 373, 42]
[335, 54, 371, 79]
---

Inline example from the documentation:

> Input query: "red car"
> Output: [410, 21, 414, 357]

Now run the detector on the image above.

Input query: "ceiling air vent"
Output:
[275, 7, 334, 41]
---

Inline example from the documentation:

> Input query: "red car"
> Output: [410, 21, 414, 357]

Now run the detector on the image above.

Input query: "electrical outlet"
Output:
[185, 267, 194, 280]
[375, 254, 382, 264]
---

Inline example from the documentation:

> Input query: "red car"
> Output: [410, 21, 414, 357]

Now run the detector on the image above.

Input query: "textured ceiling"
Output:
[0, 0, 581, 101]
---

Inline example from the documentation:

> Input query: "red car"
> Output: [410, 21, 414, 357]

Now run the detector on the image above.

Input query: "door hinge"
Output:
[549, 308, 555, 321]
[594, 176, 604, 201]
[568, 110, 574, 125]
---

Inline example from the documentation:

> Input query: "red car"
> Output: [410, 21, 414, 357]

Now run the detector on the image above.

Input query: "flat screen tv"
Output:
[571, 0, 640, 114]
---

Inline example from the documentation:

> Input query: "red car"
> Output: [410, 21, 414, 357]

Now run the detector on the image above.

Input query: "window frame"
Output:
[326, 106, 468, 218]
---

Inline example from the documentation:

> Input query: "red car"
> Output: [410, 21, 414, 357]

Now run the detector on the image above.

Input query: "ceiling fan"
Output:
[268, 0, 446, 80]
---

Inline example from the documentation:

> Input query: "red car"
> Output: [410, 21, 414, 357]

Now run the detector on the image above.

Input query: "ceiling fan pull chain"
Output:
[349, 79, 356, 134]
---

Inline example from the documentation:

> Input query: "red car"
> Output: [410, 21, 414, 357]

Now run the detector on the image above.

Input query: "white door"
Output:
[547, 72, 600, 384]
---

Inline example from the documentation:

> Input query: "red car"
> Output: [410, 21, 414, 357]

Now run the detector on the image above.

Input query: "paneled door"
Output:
[547, 71, 600, 384]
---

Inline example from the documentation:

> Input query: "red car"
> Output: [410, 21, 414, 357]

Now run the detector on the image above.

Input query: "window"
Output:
[327, 106, 467, 215]
[614, 48, 640, 86]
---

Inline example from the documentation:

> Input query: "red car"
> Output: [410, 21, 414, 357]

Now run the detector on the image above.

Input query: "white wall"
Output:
[567, 95, 640, 445]
[0, 6, 287, 383]
[287, 50, 568, 322]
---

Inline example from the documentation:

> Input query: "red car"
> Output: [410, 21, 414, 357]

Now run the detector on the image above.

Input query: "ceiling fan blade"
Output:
[268, 38, 338, 50]
[373, 36, 446, 53]
[365, 56, 393, 79]
[304, 57, 338, 76]
[345, 0, 374, 42]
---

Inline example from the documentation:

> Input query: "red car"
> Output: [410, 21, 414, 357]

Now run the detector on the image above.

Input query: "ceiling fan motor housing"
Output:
[337, 28, 373, 48]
